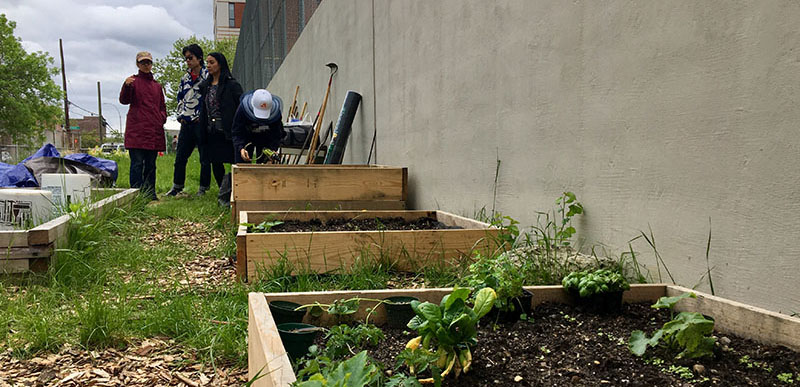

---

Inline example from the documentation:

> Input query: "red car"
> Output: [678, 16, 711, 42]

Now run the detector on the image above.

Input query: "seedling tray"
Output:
[231, 164, 408, 223]
[1, 188, 138, 273]
[236, 210, 501, 281]
[248, 284, 800, 387]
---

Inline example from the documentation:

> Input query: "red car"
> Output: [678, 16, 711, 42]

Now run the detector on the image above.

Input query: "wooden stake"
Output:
[287, 85, 299, 122]
[299, 102, 308, 121]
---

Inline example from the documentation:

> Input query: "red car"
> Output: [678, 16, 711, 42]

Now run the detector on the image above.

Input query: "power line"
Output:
[67, 100, 98, 116]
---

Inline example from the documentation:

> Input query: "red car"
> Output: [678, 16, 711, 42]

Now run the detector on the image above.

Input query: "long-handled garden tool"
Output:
[287, 85, 299, 122]
[305, 62, 338, 164]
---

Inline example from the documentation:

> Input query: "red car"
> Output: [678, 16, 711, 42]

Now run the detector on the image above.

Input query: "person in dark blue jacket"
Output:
[215, 89, 284, 207]
[231, 89, 284, 164]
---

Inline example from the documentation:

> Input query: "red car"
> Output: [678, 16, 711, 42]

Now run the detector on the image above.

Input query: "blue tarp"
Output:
[0, 143, 118, 187]
[64, 153, 118, 182]
[22, 143, 60, 163]
[0, 163, 38, 187]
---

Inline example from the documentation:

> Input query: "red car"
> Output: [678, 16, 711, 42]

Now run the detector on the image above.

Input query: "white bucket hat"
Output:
[250, 89, 273, 119]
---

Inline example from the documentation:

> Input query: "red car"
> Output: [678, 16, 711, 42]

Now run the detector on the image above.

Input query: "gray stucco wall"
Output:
[261, 0, 800, 314]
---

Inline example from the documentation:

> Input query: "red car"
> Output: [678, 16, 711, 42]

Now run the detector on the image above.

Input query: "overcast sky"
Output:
[0, 0, 214, 133]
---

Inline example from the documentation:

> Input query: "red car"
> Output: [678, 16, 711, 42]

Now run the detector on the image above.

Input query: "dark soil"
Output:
[257, 217, 460, 233]
[313, 303, 800, 386]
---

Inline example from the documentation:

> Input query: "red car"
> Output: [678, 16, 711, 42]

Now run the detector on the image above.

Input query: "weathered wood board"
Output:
[249, 285, 800, 387]
[230, 164, 408, 223]
[0, 188, 138, 273]
[236, 210, 502, 281]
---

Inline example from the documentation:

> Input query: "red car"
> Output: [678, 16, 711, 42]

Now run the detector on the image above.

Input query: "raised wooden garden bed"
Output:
[0, 188, 138, 273]
[248, 284, 800, 386]
[236, 210, 501, 281]
[230, 164, 408, 223]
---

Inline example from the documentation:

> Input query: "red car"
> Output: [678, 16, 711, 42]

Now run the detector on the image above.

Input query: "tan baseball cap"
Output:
[136, 51, 153, 63]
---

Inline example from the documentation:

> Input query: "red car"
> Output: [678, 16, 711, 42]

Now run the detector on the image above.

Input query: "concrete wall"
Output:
[262, 0, 800, 314]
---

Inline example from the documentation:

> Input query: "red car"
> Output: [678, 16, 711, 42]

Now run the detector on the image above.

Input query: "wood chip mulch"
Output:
[0, 338, 246, 387]
[139, 220, 223, 255]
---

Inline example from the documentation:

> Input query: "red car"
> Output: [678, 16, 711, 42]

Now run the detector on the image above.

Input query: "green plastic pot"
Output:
[486, 289, 534, 323]
[269, 300, 306, 324]
[277, 323, 319, 360]
[383, 296, 419, 329]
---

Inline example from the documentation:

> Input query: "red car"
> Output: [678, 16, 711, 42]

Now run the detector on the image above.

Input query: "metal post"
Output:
[97, 81, 104, 143]
[59, 38, 70, 149]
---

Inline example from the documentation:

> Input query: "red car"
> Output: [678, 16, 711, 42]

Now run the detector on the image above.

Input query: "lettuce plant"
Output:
[629, 292, 716, 359]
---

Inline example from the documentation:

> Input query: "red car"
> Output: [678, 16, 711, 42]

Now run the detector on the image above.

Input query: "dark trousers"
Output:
[129, 148, 158, 199]
[173, 121, 211, 188]
[210, 162, 225, 188]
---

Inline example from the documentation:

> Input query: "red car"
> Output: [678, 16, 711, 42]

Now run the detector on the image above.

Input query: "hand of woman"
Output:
[240, 148, 250, 162]
[124, 76, 135, 85]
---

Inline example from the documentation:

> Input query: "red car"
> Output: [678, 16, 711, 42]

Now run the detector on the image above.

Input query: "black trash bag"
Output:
[24, 156, 116, 187]
[281, 123, 313, 148]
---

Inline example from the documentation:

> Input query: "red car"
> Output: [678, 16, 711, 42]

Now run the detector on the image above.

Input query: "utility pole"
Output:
[59, 39, 70, 149]
[97, 81, 103, 143]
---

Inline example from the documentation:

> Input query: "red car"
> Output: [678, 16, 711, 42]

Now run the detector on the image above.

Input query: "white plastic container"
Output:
[0, 189, 54, 230]
[40, 173, 92, 208]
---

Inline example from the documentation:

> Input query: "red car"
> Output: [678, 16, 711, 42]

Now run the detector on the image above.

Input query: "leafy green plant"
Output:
[474, 208, 520, 247]
[293, 350, 381, 387]
[322, 324, 384, 359]
[243, 219, 285, 233]
[531, 191, 584, 252]
[297, 297, 386, 325]
[562, 269, 630, 298]
[393, 348, 440, 385]
[403, 287, 497, 382]
[465, 253, 525, 314]
[385, 373, 426, 387]
[629, 292, 716, 359]
[777, 372, 795, 384]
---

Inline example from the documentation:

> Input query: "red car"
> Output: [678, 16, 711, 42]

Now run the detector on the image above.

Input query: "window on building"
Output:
[228, 3, 235, 27]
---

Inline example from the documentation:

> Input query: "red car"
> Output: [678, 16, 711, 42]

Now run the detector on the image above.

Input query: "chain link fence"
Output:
[233, 0, 323, 91]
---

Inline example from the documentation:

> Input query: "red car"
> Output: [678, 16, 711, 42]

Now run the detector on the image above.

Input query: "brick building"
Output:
[213, 0, 247, 40]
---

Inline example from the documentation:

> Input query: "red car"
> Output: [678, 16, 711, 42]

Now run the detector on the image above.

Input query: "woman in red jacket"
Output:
[119, 51, 166, 201]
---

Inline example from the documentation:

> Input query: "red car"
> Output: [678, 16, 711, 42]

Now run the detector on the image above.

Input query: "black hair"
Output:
[207, 52, 231, 78]
[182, 44, 204, 65]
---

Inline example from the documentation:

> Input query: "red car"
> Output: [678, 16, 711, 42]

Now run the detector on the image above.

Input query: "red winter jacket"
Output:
[119, 71, 167, 151]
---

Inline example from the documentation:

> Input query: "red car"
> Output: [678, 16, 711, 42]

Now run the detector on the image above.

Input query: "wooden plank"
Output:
[244, 210, 437, 224]
[0, 230, 30, 248]
[232, 165, 406, 202]
[27, 188, 138, 245]
[237, 232, 248, 282]
[435, 211, 493, 229]
[26, 214, 70, 246]
[248, 293, 297, 387]
[401, 167, 408, 201]
[667, 285, 800, 352]
[236, 212, 249, 281]
[232, 200, 407, 223]
[0, 244, 52, 260]
[246, 228, 500, 278]
[0, 257, 29, 273]
[28, 257, 48, 272]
